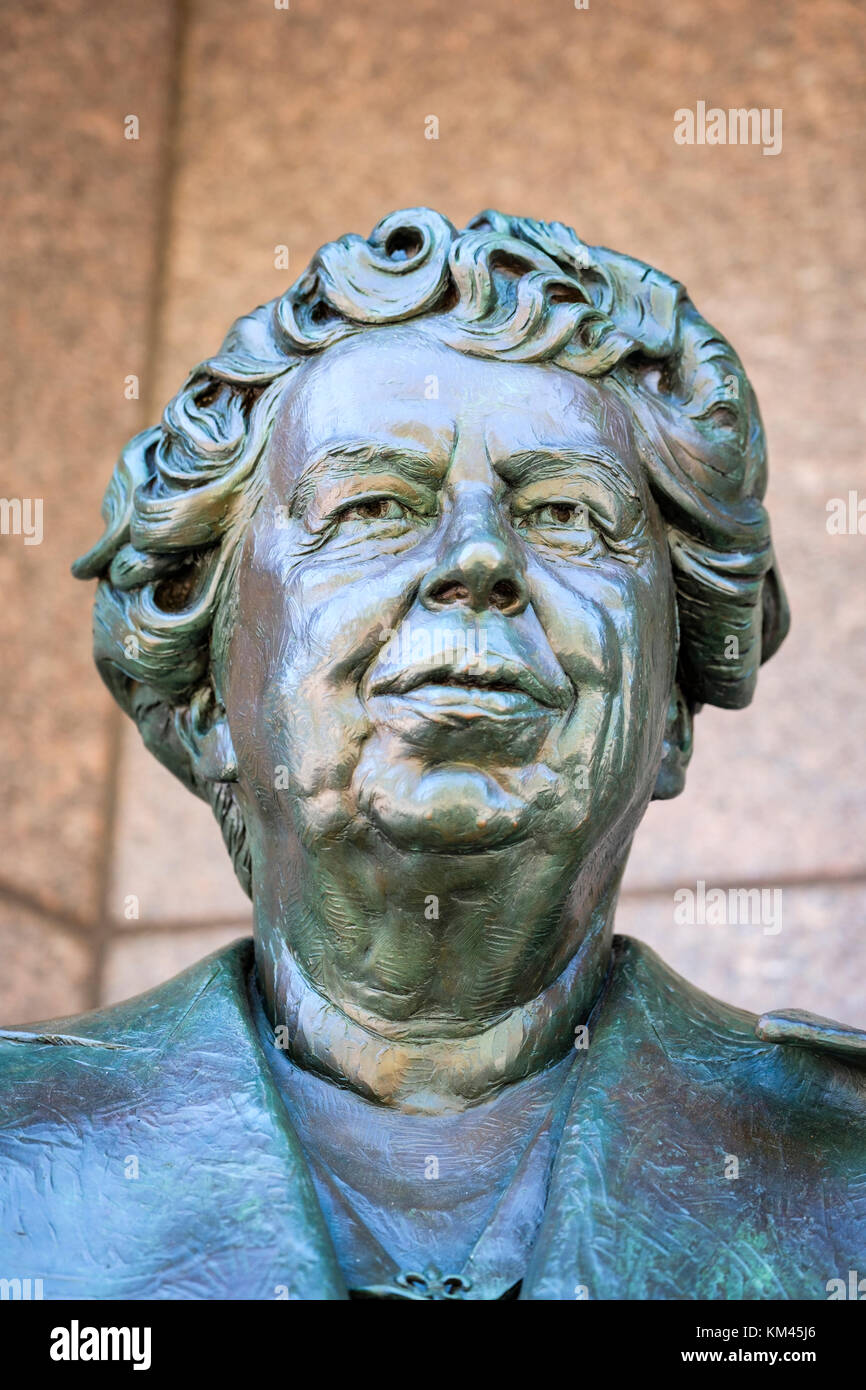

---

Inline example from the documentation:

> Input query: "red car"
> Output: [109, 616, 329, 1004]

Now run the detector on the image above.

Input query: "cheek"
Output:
[526, 561, 625, 691]
[613, 565, 678, 777]
[266, 520, 438, 673]
[224, 522, 437, 799]
[227, 523, 388, 694]
[221, 565, 288, 800]
[528, 558, 675, 775]
[613, 567, 675, 676]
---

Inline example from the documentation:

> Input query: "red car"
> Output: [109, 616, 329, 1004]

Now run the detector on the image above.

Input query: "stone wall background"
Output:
[2, 0, 864, 1025]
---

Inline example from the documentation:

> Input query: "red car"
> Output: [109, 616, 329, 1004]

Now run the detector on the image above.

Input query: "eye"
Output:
[525, 502, 590, 528]
[513, 499, 600, 555]
[336, 497, 409, 523]
[703, 402, 739, 430]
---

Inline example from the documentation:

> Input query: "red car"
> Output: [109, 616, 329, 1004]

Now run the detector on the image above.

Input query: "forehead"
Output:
[267, 326, 635, 474]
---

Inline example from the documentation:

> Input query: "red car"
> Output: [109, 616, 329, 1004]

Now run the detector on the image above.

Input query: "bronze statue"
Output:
[2, 208, 863, 1300]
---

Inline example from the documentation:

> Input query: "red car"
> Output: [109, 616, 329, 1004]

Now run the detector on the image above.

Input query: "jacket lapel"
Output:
[522, 936, 863, 1300]
[0, 939, 348, 1300]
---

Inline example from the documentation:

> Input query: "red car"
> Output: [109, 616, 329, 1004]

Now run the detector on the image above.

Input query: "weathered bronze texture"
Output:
[1, 208, 863, 1300]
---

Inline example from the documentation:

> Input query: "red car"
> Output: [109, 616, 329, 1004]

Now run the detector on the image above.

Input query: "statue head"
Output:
[75, 207, 788, 998]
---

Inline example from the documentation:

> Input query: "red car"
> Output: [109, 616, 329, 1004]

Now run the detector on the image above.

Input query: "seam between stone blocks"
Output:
[86, 0, 192, 1010]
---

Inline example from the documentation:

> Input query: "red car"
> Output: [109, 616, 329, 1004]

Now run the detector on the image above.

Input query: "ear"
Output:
[174, 686, 238, 784]
[652, 684, 694, 801]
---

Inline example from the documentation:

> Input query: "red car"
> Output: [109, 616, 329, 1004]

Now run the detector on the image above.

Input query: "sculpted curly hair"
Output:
[73, 206, 789, 897]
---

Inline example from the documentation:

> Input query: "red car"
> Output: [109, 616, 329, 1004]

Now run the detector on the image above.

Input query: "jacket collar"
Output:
[14, 933, 852, 1300]
[521, 935, 860, 1300]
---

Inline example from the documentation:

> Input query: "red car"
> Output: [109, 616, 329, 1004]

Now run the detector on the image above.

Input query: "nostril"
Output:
[425, 577, 523, 611]
[428, 580, 471, 607]
[490, 579, 520, 611]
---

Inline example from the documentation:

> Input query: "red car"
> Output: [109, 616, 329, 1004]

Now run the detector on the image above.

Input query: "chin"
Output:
[352, 755, 537, 853]
[350, 738, 597, 855]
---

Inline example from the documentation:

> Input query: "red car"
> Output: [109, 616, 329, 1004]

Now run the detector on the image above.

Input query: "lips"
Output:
[370, 655, 569, 715]
[366, 644, 575, 733]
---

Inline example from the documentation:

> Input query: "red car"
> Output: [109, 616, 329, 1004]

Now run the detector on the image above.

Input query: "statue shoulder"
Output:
[755, 1007, 866, 1068]
[613, 937, 866, 1107]
[0, 936, 254, 1094]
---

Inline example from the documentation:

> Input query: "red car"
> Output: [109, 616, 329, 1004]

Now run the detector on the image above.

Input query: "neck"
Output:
[252, 836, 624, 1113]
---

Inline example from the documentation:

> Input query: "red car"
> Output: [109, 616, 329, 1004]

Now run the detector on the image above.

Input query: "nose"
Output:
[420, 485, 529, 616]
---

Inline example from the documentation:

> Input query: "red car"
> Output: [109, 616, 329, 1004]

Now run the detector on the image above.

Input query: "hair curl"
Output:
[74, 206, 789, 897]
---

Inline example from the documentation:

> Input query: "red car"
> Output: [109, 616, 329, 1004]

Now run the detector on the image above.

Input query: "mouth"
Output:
[371, 661, 565, 712]
[389, 681, 545, 721]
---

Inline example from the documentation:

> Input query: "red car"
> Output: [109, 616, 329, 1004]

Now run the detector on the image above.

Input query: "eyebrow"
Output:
[495, 447, 642, 506]
[289, 440, 445, 513]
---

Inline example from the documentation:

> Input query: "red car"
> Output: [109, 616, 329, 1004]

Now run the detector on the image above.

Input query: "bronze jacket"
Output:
[0, 937, 864, 1300]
